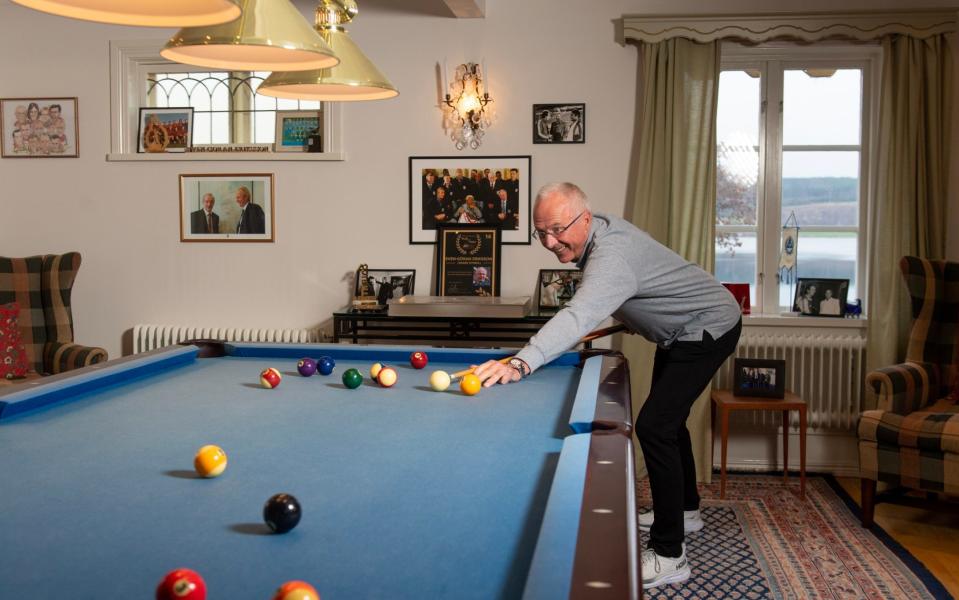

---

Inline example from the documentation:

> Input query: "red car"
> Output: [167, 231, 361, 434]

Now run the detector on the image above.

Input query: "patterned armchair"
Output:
[0, 252, 107, 382]
[858, 256, 959, 527]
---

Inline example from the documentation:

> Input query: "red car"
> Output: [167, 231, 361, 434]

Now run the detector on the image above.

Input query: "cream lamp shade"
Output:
[9, 0, 242, 27]
[161, 0, 339, 72]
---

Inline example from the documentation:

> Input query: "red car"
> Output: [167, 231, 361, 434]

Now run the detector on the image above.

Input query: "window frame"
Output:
[718, 42, 881, 315]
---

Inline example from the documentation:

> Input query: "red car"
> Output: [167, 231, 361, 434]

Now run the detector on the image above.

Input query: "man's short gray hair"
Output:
[534, 182, 591, 213]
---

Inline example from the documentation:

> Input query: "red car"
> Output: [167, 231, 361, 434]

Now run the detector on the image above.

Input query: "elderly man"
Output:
[234, 186, 265, 234]
[473, 182, 742, 590]
[190, 193, 220, 234]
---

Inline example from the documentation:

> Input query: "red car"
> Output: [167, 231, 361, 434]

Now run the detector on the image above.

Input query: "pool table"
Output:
[0, 343, 638, 599]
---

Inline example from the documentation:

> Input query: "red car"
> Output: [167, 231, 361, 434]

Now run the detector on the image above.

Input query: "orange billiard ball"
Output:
[459, 373, 481, 396]
[193, 445, 228, 478]
[377, 366, 398, 387]
[272, 580, 320, 600]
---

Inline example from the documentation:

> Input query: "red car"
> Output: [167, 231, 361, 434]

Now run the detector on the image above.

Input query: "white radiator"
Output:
[713, 331, 867, 430]
[132, 324, 324, 354]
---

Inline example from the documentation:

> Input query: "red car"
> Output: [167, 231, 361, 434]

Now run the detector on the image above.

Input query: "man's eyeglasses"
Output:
[532, 211, 585, 241]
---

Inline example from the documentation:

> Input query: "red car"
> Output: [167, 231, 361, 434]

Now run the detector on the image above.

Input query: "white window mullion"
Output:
[761, 61, 784, 313]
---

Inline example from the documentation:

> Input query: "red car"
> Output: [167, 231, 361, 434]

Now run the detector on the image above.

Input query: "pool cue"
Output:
[448, 323, 629, 381]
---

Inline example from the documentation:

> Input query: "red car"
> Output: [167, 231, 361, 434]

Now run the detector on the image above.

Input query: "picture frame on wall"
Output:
[538, 269, 582, 311]
[137, 107, 193, 153]
[274, 110, 321, 153]
[733, 358, 786, 398]
[354, 269, 416, 306]
[409, 155, 531, 245]
[179, 173, 275, 243]
[533, 103, 585, 144]
[0, 97, 78, 158]
[434, 224, 501, 296]
[793, 277, 849, 317]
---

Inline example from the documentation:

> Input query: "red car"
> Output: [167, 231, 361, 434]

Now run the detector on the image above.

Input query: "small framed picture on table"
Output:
[538, 269, 582, 311]
[733, 358, 786, 398]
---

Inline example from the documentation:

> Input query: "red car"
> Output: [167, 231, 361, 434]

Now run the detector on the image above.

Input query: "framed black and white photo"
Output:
[793, 278, 849, 317]
[0, 97, 78, 157]
[138, 107, 193, 153]
[409, 155, 531, 245]
[434, 224, 501, 296]
[354, 269, 415, 306]
[538, 269, 582, 311]
[179, 173, 274, 242]
[533, 103, 585, 144]
[733, 358, 786, 398]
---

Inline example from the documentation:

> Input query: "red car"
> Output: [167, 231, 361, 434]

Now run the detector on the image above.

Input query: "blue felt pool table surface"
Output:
[0, 343, 636, 599]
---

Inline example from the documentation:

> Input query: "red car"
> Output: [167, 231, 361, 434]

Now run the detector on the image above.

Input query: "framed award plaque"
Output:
[434, 224, 502, 296]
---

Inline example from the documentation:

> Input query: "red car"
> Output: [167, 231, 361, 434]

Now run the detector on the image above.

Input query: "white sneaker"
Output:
[638, 509, 704, 533]
[641, 545, 691, 589]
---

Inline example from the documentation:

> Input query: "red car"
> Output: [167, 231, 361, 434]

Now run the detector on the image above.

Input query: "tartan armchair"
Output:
[857, 256, 959, 527]
[0, 252, 107, 381]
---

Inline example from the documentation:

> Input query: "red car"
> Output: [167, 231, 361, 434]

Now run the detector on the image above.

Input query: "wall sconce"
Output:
[441, 61, 493, 150]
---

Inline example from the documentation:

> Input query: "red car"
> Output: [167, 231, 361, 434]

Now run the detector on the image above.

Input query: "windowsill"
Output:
[105, 152, 345, 162]
[743, 313, 867, 328]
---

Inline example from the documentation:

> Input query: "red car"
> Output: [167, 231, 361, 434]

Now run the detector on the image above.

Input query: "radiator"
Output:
[132, 324, 323, 354]
[713, 331, 867, 430]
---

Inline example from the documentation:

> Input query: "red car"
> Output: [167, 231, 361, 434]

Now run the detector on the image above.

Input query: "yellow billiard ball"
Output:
[370, 362, 383, 379]
[194, 444, 228, 478]
[272, 580, 320, 600]
[459, 373, 482, 396]
[377, 366, 398, 387]
[429, 370, 451, 392]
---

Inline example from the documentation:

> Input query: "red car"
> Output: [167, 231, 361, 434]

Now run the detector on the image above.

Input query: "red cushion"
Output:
[0, 302, 30, 380]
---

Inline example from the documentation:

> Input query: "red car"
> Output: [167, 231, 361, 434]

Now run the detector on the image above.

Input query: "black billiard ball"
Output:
[263, 493, 301, 534]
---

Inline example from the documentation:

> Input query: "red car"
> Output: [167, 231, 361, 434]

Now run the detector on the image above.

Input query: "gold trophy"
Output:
[351, 264, 380, 310]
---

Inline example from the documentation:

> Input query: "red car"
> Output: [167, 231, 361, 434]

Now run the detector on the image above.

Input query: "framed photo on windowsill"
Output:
[434, 224, 501, 296]
[137, 107, 193, 153]
[733, 358, 786, 398]
[274, 110, 321, 153]
[793, 277, 849, 317]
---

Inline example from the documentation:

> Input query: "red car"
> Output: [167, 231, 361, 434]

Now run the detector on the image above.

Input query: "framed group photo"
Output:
[793, 277, 849, 317]
[533, 103, 585, 144]
[179, 173, 275, 242]
[138, 107, 193, 153]
[538, 269, 582, 311]
[274, 110, 320, 152]
[733, 358, 786, 398]
[0, 97, 78, 158]
[434, 224, 501, 296]
[409, 155, 531, 245]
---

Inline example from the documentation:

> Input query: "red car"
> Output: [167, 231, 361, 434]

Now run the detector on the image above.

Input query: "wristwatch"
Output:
[507, 358, 530, 379]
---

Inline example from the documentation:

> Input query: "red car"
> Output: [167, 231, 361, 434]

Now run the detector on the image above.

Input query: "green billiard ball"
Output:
[342, 368, 363, 389]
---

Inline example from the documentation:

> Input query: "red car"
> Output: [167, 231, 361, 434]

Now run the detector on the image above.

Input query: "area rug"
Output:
[636, 474, 952, 599]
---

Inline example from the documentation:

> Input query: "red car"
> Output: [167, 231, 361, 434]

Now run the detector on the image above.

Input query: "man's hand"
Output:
[472, 359, 521, 388]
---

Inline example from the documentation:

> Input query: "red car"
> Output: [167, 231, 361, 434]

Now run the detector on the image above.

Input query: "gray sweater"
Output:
[517, 213, 741, 372]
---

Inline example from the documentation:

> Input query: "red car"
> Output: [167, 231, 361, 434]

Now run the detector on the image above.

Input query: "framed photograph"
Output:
[533, 103, 585, 144]
[179, 174, 275, 243]
[733, 358, 786, 398]
[538, 269, 582, 311]
[793, 278, 849, 317]
[434, 224, 501, 296]
[355, 269, 416, 306]
[409, 155, 531, 245]
[274, 110, 320, 153]
[137, 107, 193, 153]
[0, 97, 78, 158]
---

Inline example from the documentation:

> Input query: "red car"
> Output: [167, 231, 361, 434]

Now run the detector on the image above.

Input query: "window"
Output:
[714, 45, 878, 314]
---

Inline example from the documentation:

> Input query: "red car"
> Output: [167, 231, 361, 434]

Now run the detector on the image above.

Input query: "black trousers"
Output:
[635, 320, 741, 557]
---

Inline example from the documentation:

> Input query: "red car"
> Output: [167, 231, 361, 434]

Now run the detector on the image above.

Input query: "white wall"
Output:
[1, 0, 957, 358]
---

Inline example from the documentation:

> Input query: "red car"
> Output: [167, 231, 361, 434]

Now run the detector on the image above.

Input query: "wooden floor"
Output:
[835, 477, 959, 597]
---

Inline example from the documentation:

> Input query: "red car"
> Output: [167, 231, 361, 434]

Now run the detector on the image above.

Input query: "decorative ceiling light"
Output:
[256, 0, 398, 101]
[9, 0, 241, 27]
[441, 62, 493, 150]
[161, 0, 339, 72]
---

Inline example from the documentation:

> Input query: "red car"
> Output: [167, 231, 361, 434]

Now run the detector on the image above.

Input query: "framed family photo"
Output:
[179, 173, 275, 242]
[434, 224, 501, 296]
[533, 103, 585, 144]
[733, 358, 786, 398]
[409, 155, 531, 245]
[793, 277, 849, 317]
[538, 269, 582, 311]
[274, 110, 320, 152]
[0, 97, 78, 158]
[138, 107, 193, 153]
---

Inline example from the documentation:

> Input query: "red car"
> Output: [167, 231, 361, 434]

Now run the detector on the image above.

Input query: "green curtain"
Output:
[623, 37, 721, 482]
[865, 34, 951, 398]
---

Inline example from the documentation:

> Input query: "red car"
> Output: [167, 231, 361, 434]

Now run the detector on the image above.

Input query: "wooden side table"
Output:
[710, 389, 807, 499]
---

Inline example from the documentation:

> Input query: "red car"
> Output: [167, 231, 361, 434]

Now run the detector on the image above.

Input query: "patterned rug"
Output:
[636, 474, 952, 599]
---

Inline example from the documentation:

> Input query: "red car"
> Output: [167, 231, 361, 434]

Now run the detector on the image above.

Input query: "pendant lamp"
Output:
[10, 0, 241, 27]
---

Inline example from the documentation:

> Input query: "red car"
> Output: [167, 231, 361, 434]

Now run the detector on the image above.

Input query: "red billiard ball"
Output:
[409, 351, 429, 369]
[260, 367, 282, 389]
[156, 568, 206, 600]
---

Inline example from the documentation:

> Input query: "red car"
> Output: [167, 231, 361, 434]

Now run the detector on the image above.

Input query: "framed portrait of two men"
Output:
[179, 174, 275, 243]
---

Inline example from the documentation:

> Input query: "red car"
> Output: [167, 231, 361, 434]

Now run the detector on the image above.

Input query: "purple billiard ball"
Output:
[297, 358, 317, 377]
[317, 356, 335, 376]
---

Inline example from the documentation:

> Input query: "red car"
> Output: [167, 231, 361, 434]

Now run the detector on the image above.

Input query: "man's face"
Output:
[50, 107, 60, 119]
[202, 195, 215, 211]
[235, 190, 249, 207]
[533, 193, 591, 264]
[436, 188, 446, 200]
[426, 173, 435, 182]
[497, 189, 507, 201]
[824, 289, 833, 299]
